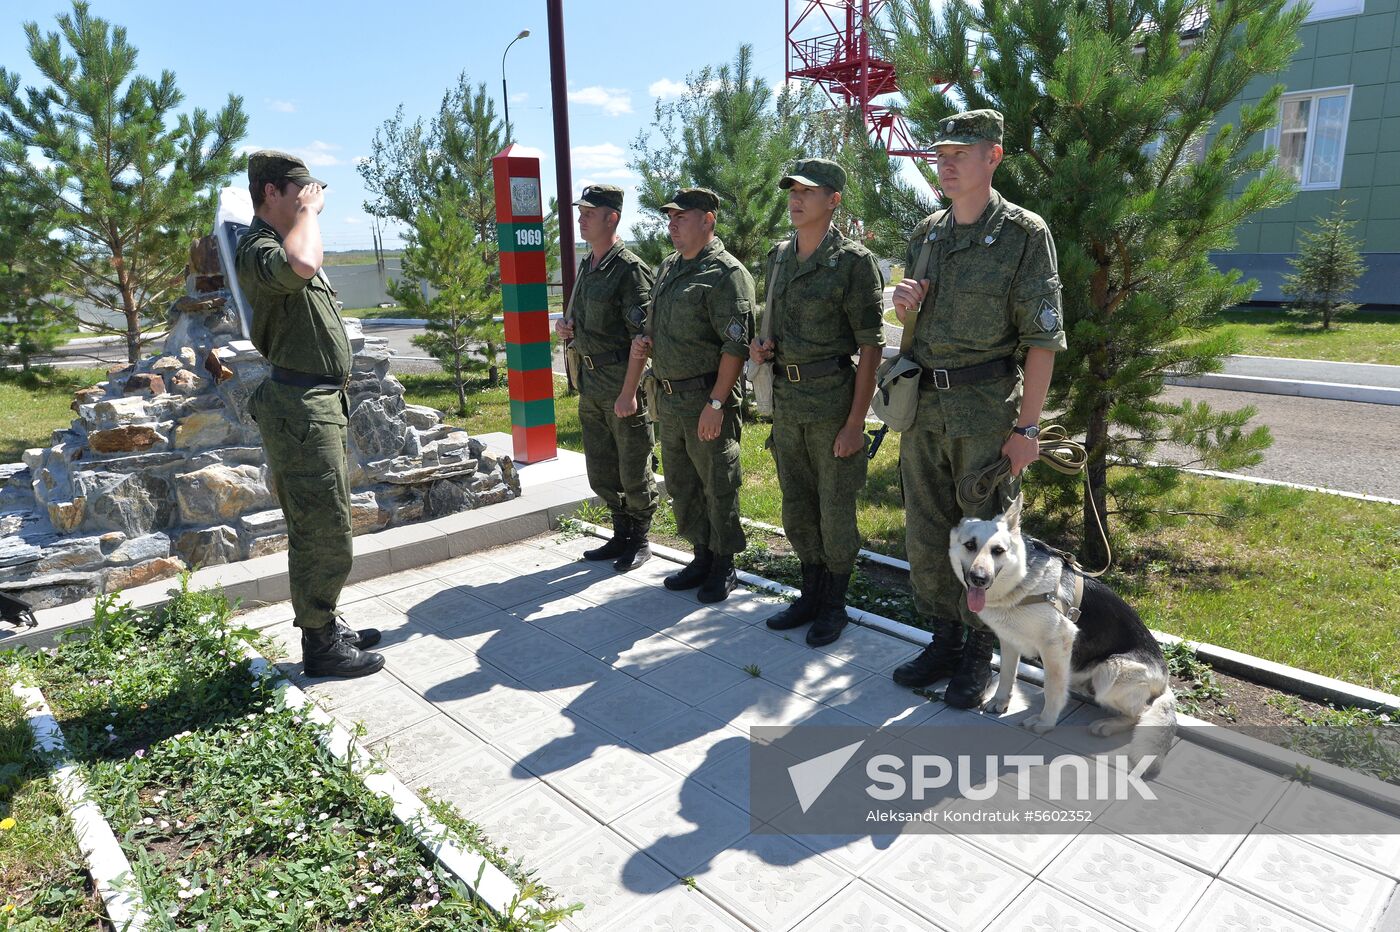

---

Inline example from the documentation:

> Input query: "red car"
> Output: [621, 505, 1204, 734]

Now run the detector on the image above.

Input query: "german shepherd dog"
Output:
[949, 498, 1176, 776]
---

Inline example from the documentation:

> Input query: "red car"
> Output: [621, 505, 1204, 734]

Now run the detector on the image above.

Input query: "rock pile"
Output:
[0, 270, 519, 612]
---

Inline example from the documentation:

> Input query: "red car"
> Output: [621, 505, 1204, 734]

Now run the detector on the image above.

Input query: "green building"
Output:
[1216, 0, 1400, 305]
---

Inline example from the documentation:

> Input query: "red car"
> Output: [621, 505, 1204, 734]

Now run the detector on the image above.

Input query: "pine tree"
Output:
[887, 0, 1303, 562]
[390, 179, 494, 415]
[0, 1, 247, 365]
[0, 139, 69, 371]
[1282, 201, 1365, 331]
[361, 75, 508, 390]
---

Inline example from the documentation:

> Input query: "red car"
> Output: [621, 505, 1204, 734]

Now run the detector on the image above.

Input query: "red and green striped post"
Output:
[492, 144, 557, 463]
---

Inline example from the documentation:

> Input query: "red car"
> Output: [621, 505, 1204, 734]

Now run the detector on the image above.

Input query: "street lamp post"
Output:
[502, 28, 530, 142]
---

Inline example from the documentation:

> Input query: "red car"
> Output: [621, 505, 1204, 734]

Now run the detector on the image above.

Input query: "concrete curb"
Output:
[13, 683, 151, 932]
[1165, 372, 1400, 406]
[577, 522, 1400, 818]
[734, 516, 1400, 714]
[244, 651, 533, 918]
[357, 313, 563, 328]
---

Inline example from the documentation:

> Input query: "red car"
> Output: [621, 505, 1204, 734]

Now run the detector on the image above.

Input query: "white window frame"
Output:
[1295, 0, 1364, 22]
[1265, 85, 1352, 191]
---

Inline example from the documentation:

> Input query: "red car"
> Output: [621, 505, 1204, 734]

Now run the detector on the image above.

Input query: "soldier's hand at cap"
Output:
[749, 338, 774, 365]
[892, 278, 929, 324]
[297, 182, 325, 215]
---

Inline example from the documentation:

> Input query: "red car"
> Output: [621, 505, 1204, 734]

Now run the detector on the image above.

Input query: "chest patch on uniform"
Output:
[1036, 298, 1061, 333]
[725, 320, 746, 343]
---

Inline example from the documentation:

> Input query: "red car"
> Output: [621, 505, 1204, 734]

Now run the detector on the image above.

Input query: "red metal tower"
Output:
[785, 0, 935, 160]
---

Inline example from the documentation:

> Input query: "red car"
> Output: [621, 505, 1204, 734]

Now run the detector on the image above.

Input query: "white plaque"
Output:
[510, 176, 541, 217]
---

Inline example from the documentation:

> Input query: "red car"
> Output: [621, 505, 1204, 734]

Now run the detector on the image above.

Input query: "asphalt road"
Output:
[30, 327, 1400, 501]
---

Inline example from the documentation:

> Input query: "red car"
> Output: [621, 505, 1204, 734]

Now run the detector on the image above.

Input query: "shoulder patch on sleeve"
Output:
[725, 320, 746, 343]
[1036, 298, 1061, 333]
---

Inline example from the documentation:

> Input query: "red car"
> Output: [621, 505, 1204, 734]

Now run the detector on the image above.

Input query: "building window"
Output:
[1266, 87, 1351, 190]
[1297, 0, 1364, 22]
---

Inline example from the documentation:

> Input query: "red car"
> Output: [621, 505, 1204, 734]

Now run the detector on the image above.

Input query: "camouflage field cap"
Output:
[779, 157, 847, 193]
[573, 183, 624, 211]
[660, 187, 720, 214]
[247, 149, 328, 188]
[932, 109, 1004, 147]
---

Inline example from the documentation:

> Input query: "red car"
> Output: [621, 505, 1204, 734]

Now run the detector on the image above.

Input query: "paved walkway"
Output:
[242, 533, 1400, 932]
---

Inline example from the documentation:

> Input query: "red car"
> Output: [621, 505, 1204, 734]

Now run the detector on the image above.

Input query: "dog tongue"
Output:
[967, 587, 987, 613]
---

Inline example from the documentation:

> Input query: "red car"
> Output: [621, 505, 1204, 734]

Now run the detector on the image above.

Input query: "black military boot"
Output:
[891, 616, 966, 688]
[664, 545, 714, 591]
[696, 554, 737, 604]
[334, 617, 381, 650]
[942, 625, 998, 709]
[302, 623, 385, 679]
[766, 563, 825, 631]
[583, 513, 630, 561]
[612, 517, 652, 572]
[805, 571, 850, 647]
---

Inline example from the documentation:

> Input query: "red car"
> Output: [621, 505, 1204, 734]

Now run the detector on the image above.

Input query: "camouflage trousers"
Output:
[578, 391, 658, 522]
[900, 423, 1019, 631]
[770, 416, 867, 574]
[250, 388, 353, 631]
[658, 403, 746, 556]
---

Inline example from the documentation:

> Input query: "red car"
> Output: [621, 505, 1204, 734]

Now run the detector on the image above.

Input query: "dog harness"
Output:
[1015, 552, 1085, 623]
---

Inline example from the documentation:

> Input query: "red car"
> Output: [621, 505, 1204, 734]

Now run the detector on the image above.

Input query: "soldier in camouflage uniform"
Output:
[626, 188, 755, 603]
[237, 151, 383, 679]
[752, 158, 884, 647]
[887, 111, 1067, 708]
[555, 184, 658, 572]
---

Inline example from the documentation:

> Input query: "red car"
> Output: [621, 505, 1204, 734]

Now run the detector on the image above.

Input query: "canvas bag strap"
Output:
[761, 238, 793, 344]
[897, 209, 947, 355]
[562, 256, 590, 328]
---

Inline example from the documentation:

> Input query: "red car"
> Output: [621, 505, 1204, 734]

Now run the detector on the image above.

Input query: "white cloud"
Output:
[289, 141, 342, 167]
[267, 99, 296, 113]
[648, 78, 688, 99]
[772, 77, 805, 99]
[568, 86, 632, 117]
[344, 215, 363, 225]
[507, 144, 549, 162]
[571, 142, 632, 180]
[509, 91, 529, 104]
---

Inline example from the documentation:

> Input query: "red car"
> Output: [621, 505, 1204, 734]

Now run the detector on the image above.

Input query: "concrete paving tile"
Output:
[810, 625, 925, 673]
[1040, 833, 1211, 932]
[437, 679, 557, 742]
[477, 781, 601, 864]
[494, 709, 621, 777]
[819, 675, 945, 728]
[761, 651, 873, 703]
[367, 712, 484, 784]
[590, 631, 691, 677]
[543, 744, 681, 823]
[538, 826, 678, 931]
[567, 679, 691, 739]
[699, 626, 811, 669]
[1153, 741, 1290, 823]
[627, 709, 749, 778]
[610, 780, 751, 876]
[787, 832, 906, 878]
[1094, 782, 1251, 875]
[375, 628, 473, 673]
[698, 679, 824, 730]
[538, 606, 650, 653]
[982, 880, 1138, 932]
[639, 651, 752, 706]
[607, 587, 706, 630]
[865, 829, 1033, 931]
[415, 743, 538, 814]
[1179, 879, 1334, 932]
[330, 681, 438, 743]
[473, 624, 584, 680]
[595, 885, 749, 931]
[1264, 781, 1400, 880]
[513, 651, 635, 709]
[700, 833, 852, 932]
[1219, 832, 1396, 932]
[790, 879, 943, 932]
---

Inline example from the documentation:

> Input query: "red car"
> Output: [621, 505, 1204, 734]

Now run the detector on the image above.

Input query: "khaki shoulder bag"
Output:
[870, 214, 942, 432]
[746, 239, 790, 417]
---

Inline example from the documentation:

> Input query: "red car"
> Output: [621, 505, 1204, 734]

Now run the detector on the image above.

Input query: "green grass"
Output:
[1201, 308, 1400, 365]
[6, 582, 573, 930]
[340, 306, 409, 319]
[0, 669, 102, 927]
[0, 368, 107, 463]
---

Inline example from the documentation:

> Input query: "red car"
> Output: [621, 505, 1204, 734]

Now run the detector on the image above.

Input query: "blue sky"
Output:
[0, 0, 811, 250]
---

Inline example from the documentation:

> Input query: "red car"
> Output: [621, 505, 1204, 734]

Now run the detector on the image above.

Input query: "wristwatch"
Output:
[1012, 423, 1041, 440]
[707, 397, 724, 411]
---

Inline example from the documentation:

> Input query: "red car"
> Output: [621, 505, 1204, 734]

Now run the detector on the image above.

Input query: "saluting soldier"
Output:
[555, 184, 658, 572]
[626, 188, 755, 603]
[751, 158, 884, 646]
[887, 111, 1066, 707]
[237, 151, 382, 679]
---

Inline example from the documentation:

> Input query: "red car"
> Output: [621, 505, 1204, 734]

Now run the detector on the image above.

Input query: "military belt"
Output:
[581, 347, 629, 370]
[658, 371, 719, 395]
[778, 355, 852, 382]
[271, 366, 348, 390]
[920, 356, 1016, 390]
